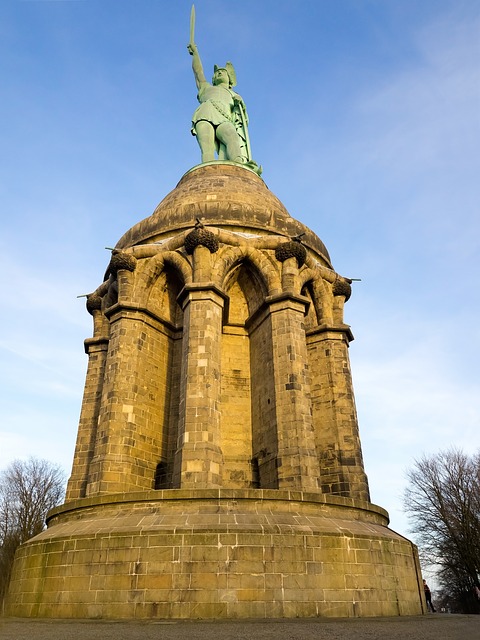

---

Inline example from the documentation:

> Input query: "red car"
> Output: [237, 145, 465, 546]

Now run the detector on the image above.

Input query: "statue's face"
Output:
[212, 68, 229, 86]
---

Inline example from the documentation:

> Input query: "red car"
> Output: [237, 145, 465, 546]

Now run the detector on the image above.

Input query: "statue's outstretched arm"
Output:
[187, 43, 207, 90]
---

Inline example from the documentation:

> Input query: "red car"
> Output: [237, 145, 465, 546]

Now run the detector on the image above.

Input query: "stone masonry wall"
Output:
[221, 328, 253, 487]
[5, 491, 424, 619]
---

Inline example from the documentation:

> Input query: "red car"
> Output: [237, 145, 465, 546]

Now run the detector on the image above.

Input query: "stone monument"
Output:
[5, 9, 425, 619]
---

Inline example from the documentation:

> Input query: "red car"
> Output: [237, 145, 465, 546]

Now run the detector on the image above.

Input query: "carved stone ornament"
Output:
[275, 240, 307, 267]
[184, 227, 219, 254]
[86, 292, 103, 315]
[332, 277, 352, 301]
[108, 251, 137, 274]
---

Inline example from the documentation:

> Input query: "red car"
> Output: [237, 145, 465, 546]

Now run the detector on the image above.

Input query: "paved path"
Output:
[0, 615, 478, 640]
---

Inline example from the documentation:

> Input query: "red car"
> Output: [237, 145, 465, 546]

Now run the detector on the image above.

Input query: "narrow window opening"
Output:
[154, 461, 168, 490]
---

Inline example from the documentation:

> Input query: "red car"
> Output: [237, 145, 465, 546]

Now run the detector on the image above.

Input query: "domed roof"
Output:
[115, 162, 332, 266]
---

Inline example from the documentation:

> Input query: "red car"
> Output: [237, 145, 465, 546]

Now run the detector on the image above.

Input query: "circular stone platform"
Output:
[6, 489, 424, 619]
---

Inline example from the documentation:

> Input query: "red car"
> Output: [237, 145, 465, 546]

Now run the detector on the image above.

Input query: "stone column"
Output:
[85, 305, 170, 495]
[173, 282, 226, 488]
[307, 325, 370, 502]
[267, 292, 321, 491]
[65, 335, 108, 500]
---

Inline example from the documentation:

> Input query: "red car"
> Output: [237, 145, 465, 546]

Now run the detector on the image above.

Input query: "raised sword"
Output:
[189, 4, 196, 47]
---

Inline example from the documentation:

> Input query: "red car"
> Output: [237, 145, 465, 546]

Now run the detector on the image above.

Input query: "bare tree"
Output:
[0, 457, 65, 604]
[404, 448, 480, 614]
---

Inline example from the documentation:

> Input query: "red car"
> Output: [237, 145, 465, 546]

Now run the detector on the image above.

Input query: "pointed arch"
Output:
[300, 281, 319, 330]
[129, 251, 192, 309]
[216, 245, 281, 297]
[141, 251, 192, 291]
[298, 268, 331, 327]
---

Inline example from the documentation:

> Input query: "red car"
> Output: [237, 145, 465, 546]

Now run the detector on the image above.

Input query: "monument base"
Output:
[5, 489, 425, 619]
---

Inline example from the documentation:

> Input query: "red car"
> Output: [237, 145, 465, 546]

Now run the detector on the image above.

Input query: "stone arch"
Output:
[299, 269, 331, 326]
[298, 269, 325, 328]
[223, 261, 267, 323]
[300, 280, 318, 330]
[149, 265, 185, 327]
[216, 245, 281, 297]
[314, 276, 334, 325]
[132, 251, 192, 317]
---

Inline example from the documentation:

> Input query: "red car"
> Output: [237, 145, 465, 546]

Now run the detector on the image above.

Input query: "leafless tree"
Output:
[404, 448, 480, 614]
[0, 457, 65, 604]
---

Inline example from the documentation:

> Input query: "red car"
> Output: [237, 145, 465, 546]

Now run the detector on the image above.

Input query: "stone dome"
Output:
[115, 162, 332, 267]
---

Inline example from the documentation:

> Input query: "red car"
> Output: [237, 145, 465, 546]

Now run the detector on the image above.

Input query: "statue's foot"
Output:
[230, 156, 263, 176]
[244, 160, 263, 176]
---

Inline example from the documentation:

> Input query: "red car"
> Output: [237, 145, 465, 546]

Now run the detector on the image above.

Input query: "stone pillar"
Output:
[173, 282, 226, 488]
[307, 325, 370, 502]
[86, 306, 170, 495]
[268, 292, 321, 491]
[65, 335, 108, 500]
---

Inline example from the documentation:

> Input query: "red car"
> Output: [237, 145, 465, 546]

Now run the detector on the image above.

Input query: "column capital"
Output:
[246, 292, 310, 334]
[265, 291, 311, 313]
[103, 302, 179, 335]
[307, 323, 354, 343]
[84, 336, 109, 355]
[177, 282, 228, 311]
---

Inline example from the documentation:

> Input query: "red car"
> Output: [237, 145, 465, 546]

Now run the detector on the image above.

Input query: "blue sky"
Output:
[0, 0, 479, 547]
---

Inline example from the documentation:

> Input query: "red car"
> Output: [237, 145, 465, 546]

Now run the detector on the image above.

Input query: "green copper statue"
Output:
[187, 6, 261, 175]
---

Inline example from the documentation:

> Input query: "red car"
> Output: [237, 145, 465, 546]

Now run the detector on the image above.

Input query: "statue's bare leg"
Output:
[195, 121, 216, 163]
[216, 122, 244, 163]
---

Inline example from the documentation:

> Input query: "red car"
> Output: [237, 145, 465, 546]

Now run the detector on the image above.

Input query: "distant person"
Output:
[423, 579, 436, 612]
